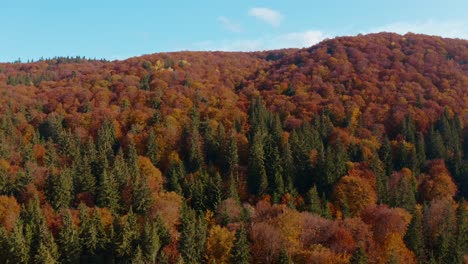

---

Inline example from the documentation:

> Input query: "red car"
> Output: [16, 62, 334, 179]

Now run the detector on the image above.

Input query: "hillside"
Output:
[0, 33, 467, 263]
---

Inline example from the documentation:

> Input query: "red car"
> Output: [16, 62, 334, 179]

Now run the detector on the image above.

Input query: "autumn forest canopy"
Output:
[0, 32, 467, 263]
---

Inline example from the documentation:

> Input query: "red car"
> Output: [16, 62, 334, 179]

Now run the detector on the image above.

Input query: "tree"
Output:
[230, 225, 250, 264]
[166, 152, 185, 194]
[404, 205, 425, 261]
[179, 204, 206, 264]
[45, 168, 73, 210]
[333, 176, 377, 217]
[115, 209, 138, 261]
[146, 130, 159, 166]
[379, 135, 393, 176]
[132, 174, 154, 214]
[205, 225, 235, 264]
[247, 131, 268, 196]
[306, 185, 322, 215]
[5, 220, 30, 263]
[97, 167, 120, 213]
[140, 220, 161, 263]
[57, 210, 81, 264]
[350, 245, 367, 264]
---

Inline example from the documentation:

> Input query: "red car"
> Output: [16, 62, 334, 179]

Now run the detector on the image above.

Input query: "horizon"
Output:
[2, 0, 467, 62]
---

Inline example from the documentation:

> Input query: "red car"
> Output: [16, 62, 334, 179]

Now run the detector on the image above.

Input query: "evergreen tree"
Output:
[132, 174, 154, 214]
[96, 119, 117, 162]
[350, 245, 367, 264]
[146, 130, 159, 166]
[452, 202, 467, 264]
[306, 185, 322, 215]
[166, 157, 185, 194]
[179, 204, 197, 264]
[230, 225, 250, 264]
[115, 208, 138, 261]
[186, 107, 204, 173]
[6, 220, 30, 263]
[126, 139, 140, 178]
[78, 204, 101, 257]
[73, 154, 96, 196]
[226, 132, 239, 179]
[404, 206, 425, 261]
[155, 215, 171, 248]
[140, 221, 161, 263]
[57, 210, 81, 264]
[45, 168, 73, 210]
[277, 248, 292, 264]
[379, 135, 394, 176]
[97, 166, 120, 213]
[247, 131, 268, 196]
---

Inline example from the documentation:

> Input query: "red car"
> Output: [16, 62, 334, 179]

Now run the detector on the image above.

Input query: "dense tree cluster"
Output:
[0, 33, 466, 263]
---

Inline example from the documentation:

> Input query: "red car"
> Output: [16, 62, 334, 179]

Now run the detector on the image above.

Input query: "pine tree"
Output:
[78, 204, 99, 257]
[115, 208, 138, 261]
[146, 130, 159, 167]
[226, 132, 239, 179]
[155, 215, 171, 248]
[230, 225, 250, 264]
[379, 135, 393, 176]
[247, 131, 268, 196]
[179, 204, 197, 264]
[140, 221, 161, 263]
[452, 202, 467, 264]
[57, 210, 81, 264]
[306, 185, 322, 215]
[96, 119, 117, 162]
[350, 245, 367, 264]
[45, 168, 73, 210]
[131, 246, 145, 264]
[127, 139, 140, 178]
[73, 154, 96, 196]
[6, 220, 30, 263]
[97, 166, 120, 213]
[186, 107, 204, 173]
[166, 156, 185, 194]
[404, 206, 425, 261]
[277, 248, 292, 264]
[132, 174, 154, 214]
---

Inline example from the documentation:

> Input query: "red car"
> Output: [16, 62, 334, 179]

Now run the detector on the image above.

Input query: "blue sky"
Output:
[1, 0, 467, 62]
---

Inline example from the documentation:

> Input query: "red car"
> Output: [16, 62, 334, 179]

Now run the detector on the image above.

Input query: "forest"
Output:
[0, 32, 466, 263]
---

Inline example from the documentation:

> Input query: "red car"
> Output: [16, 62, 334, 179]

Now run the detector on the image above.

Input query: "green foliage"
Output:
[230, 225, 250, 264]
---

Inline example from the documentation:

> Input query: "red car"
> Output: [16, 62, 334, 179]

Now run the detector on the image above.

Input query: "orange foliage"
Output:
[0, 195, 21, 232]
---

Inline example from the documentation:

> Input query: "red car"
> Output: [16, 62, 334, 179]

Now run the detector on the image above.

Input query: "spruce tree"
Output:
[146, 130, 159, 166]
[247, 131, 268, 196]
[115, 208, 138, 261]
[306, 185, 322, 215]
[97, 166, 120, 213]
[57, 210, 81, 264]
[230, 225, 250, 264]
[45, 168, 73, 210]
[350, 245, 367, 264]
[140, 221, 161, 263]
[404, 206, 425, 261]
[6, 220, 30, 263]
[132, 174, 153, 214]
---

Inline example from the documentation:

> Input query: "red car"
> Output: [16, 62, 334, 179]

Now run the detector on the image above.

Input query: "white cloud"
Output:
[248, 7, 283, 27]
[370, 20, 468, 39]
[218, 16, 242, 33]
[191, 30, 328, 51]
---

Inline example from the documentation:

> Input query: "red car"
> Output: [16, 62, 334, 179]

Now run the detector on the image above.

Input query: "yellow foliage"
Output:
[205, 225, 235, 264]
[138, 156, 163, 193]
[333, 176, 377, 216]
[381, 233, 416, 264]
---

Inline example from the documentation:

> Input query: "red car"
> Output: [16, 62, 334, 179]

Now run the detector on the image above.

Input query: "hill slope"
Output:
[0, 33, 466, 263]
